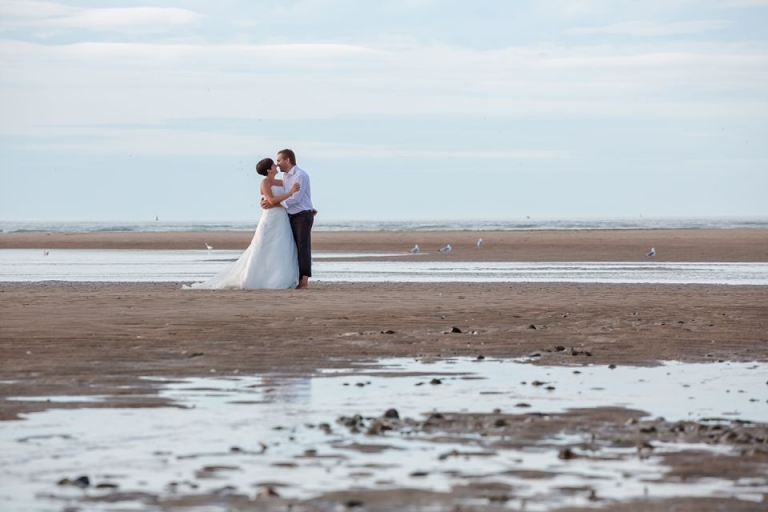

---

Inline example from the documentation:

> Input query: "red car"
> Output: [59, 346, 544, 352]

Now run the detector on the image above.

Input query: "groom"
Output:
[261, 148, 314, 289]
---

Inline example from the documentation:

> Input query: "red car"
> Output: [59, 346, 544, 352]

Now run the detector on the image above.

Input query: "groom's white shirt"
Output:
[280, 165, 313, 215]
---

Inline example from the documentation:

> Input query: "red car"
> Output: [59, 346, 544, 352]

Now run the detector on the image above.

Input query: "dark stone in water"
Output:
[430, 378, 442, 385]
[340, 414, 364, 428]
[57, 475, 90, 488]
[450, 326, 462, 333]
[383, 408, 399, 419]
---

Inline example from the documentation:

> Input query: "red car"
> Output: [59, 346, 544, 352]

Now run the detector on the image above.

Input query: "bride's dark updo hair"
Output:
[256, 158, 274, 176]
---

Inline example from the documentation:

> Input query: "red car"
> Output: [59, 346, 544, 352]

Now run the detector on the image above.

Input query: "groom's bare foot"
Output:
[297, 277, 309, 289]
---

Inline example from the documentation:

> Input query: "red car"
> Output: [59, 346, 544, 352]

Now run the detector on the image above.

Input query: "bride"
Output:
[187, 158, 300, 289]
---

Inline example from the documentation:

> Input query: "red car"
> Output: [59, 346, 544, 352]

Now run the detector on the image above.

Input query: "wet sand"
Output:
[2, 227, 767, 261]
[1, 229, 767, 510]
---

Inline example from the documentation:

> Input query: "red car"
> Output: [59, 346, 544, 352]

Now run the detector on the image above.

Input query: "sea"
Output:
[2, 216, 768, 234]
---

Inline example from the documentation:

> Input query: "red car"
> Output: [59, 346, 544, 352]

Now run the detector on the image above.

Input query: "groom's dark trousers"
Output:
[288, 210, 314, 278]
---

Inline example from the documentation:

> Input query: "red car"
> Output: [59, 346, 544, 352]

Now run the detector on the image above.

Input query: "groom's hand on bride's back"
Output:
[260, 196, 271, 209]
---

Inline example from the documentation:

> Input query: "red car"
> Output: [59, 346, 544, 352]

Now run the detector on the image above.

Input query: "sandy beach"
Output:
[2, 227, 767, 261]
[2, 229, 767, 511]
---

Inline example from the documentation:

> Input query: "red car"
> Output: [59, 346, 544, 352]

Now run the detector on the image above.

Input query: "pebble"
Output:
[257, 486, 280, 498]
[58, 475, 90, 488]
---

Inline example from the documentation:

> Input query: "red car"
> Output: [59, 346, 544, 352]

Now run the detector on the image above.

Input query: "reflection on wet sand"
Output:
[1, 359, 766, 511]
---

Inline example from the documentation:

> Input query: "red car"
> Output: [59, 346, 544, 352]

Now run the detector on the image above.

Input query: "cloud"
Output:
[0, 1, 201, 35]
[0, 0, 74, 19]
[299, 142, 567, 161]
[7, 126, 272, 156]
[51, 7, 201, 32]
[1, 38, 766, 133]
[0, 39, 388, 64]
[720, 0, 768, 6]
[567, 20, 731, 36]
[3, 122, 568, 160]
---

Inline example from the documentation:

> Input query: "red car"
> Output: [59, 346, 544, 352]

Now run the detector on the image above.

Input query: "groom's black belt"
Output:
[288, 209, 313, 218]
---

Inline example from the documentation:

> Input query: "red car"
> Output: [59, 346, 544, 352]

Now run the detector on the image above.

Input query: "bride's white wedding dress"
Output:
[187, 186, 299, 289]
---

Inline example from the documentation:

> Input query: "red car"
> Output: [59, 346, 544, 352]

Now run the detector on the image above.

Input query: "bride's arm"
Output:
[260, 180, 299, 207]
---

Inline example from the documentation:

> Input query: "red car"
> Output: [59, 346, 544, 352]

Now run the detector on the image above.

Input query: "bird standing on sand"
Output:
[409, 244, 420, 254]
[646, 247, 656, 257]
[205, 243, 213, 251]
[439, 244, 452, 253]
[476, 238, 484, 249]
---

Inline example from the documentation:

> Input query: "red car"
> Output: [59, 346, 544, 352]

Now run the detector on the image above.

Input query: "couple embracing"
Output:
[189, 149, 315, 290]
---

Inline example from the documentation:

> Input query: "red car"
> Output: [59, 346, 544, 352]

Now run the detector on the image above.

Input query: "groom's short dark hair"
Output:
[278, 149, 296, 165]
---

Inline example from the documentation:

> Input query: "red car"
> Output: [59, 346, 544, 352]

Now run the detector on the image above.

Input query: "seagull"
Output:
[205, 243, 213, 251]
[439, 244, 452, 253]
[476, 238, 484, 249]
[42, 249, 49, 256]
[646, 247, 656, 257]
[409, 244, 420, 254]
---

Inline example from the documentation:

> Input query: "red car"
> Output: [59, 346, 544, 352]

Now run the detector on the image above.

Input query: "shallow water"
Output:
[1, 359, 766, 511]
[1, 249, 767, 284]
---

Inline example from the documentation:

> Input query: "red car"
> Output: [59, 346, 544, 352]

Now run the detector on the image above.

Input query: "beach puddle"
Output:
[2, 249, 768, 284]
[2, 359, 767, 510]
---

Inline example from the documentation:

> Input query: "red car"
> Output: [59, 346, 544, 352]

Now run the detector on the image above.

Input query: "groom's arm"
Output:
[280, 172, 309, 210]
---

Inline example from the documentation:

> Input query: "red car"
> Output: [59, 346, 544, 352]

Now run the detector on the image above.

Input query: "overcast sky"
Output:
[1, 0, 766, 222]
